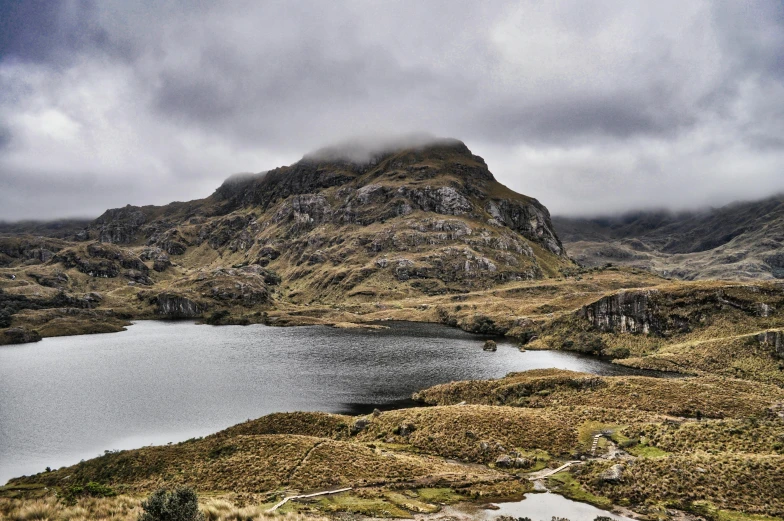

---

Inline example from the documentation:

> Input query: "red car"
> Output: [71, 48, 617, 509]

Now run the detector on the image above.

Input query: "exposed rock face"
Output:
[578, 290, 660, 334]
[0, 327, 42, 344]
[576, 286, 781, 344]
[0, 237, 69, 267]
[54, 243, 149, 279]
[140, 247, 171, 272]
[758, 330, 784, 359]
[600, 463, 625, 483]
[28, 271, 70, 289]
[92, 205, 146, 244]
[398, 186, 473, 215]
[150, 229, 189, 255]
[154, 293, 203, 318]
[495, 455, 513, 468]
[0, 289, 97, 329]
[486, 200, 564, 255]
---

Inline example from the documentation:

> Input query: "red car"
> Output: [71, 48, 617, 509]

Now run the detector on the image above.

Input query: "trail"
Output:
[527, 461, 580, 481]
[285, 440, 325, 482]
[266, 487, 353, 513]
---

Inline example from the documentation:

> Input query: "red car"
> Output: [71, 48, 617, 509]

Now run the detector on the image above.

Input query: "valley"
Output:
[1, 140, 783, 521]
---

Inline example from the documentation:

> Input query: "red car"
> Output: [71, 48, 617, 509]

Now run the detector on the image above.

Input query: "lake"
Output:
[0, 320, 650, 484]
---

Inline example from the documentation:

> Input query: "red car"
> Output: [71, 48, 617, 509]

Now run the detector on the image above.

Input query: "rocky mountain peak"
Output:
[53, 138, 573, 307]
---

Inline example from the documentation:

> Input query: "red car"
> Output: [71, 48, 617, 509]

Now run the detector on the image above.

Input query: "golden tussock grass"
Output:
[414, 369, 784, 419]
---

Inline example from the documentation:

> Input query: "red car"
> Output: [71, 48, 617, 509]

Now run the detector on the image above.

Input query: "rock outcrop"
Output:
[600, 463, 625, 483]
[0, 327, 42, 344]
[578, 290, 660, 334]
[91, 205, 147, 244]
[758, 330, 784, 359]
[54, 243, 149, 279]
[1, 138, 576, 340]
[154, 293, 203, 318]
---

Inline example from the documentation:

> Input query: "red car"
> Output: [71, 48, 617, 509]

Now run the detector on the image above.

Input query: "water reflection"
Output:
[0, 320, 661, 483]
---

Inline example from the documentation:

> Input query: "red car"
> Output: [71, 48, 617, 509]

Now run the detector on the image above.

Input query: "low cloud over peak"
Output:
[2, 1, 784, 220]
[302, 133, 464, 164]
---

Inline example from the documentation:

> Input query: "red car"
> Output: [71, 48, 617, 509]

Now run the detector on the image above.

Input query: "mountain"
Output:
[0, 138, 574, 342]
[553, 194, 784, 280]
[0, 219, 93, 239]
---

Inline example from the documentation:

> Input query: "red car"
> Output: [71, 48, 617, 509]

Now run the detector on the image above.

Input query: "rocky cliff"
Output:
[0, 138, 574, 341]
[73, 139, 570, 302]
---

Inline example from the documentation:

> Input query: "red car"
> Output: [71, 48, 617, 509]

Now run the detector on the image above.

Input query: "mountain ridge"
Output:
[0, 138, 574, 342]
[553, 194, 784, 280]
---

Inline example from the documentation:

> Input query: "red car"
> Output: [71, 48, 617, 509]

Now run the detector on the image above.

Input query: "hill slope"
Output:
[553, 195, 784, 280]
[0, 138, 574, 342]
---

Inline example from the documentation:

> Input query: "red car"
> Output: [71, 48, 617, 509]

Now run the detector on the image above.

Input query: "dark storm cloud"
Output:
[474, 91, 696, 145]
[0, 0, 132, 66]
[1, 0, 784, 220]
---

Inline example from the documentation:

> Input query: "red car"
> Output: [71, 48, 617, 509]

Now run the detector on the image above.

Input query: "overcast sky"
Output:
[1, 0, 783, 220]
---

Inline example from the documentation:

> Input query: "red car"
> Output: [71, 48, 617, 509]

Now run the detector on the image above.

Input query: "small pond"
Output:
[467, 493, 635, 521]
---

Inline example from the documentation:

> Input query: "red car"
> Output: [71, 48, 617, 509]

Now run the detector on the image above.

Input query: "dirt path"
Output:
[266, 487, 353, 513]
[526, 461, 580, 481]
[285, 440, 326, 482]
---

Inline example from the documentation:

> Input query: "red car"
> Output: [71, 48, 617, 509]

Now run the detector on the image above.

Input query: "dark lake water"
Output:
[0, 320, 649, 484]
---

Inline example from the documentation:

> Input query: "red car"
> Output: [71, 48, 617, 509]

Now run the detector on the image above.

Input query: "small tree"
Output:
[138, 487, 204, 521]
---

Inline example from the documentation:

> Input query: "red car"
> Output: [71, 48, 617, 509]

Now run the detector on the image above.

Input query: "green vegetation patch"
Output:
[316, 492, 410, 518]
[546, 471, 613, 509]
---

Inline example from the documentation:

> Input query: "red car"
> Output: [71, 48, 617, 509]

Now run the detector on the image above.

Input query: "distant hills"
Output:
[553, 195, 784, 280]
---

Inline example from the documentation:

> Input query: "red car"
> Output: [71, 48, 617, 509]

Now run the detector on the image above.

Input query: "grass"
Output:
[577, 454, 784, 517]
[315, 492, 410, 518]
[625, 444, 670, 459]
[414, 369, 784, 419]
[0, 495, 143, 521]
[0, 484, 49, 500]
[415, 487, 462, 504]
[625, 418, 784, 455]
[0, 494, 339, 521]
[546, 471, 613, 509]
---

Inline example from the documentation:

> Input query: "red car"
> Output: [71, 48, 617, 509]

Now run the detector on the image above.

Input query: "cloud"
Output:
[1, 0, 784, 220]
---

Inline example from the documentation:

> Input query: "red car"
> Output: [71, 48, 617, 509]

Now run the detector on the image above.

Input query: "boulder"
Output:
[600, 464, 624, 483]
[495, 455, 513, 468]
[397, 422, 416, 436]
[483, 339, 497, 351]
[350, 418, 370, 435]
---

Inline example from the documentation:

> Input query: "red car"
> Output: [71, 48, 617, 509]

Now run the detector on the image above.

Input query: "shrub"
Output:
[61, 481, 116, 504]
[138, 487, 204, 521]
[205, 310, 229, 325]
